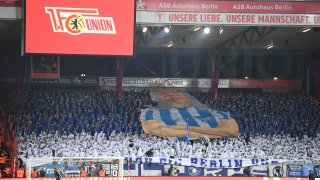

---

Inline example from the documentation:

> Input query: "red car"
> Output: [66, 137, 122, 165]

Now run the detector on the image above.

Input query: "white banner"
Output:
[99, 77, 229, 88]
[251, 165, 268, 177]
[137, 11, 320, 26]
[125, 157, 288, 168]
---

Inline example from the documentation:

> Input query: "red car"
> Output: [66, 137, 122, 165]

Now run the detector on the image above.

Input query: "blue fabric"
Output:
[194, 107, 219, 128]
[145, 110, 154, 120]
[159, 109, 177, 125]
[177, 108, 200, 126]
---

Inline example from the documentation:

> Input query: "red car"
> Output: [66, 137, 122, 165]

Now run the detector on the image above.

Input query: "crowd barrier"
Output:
[0, 177, 314, 180]
[8, 158, 317, 178]
[122, 162, 319, 177]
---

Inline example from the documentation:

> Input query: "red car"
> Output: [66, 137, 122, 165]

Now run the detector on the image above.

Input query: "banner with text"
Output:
[99, 77, 219, 88]
[288, 165, 302, 177]
[136, 0, 320, 26]
[136, 0, 320, 14]
[124, 157, 288, 169]
[136, 12, 320, 26]
[228, 79, 295, 89]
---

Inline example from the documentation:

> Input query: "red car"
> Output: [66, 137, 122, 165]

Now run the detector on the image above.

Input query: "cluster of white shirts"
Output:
[18, 131, 320, 162]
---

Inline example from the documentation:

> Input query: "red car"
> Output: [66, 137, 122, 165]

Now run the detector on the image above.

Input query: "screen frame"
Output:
[23, 0, 136, 57]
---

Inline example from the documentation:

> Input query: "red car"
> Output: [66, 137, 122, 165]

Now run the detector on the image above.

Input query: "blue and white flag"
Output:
[141, 107, 230, 128]
[141, 89, 239, 138]
[140, 106, 238, 138]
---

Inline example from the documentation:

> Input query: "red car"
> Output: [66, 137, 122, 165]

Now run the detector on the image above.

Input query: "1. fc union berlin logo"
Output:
[45, 7, 117, 35]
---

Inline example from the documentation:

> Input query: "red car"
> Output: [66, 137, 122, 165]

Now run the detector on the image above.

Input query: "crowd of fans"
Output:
[0, 130, 9, 177]
[0, 142, 7, 167]
[10, 87, 150, 138]
[1, 86, 319, 163]
[18, 130, 320, 161]
[191, 91, 320, 139]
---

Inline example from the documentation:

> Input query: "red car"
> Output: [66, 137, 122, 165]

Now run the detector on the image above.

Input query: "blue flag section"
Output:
[124, 157, 288, 168]
[302, 164, 314, 177]
[141, 107, 227, 127]
[140, 107, 239, 138]
[205, 168, 228, 176]
[288, 165, 302, 177]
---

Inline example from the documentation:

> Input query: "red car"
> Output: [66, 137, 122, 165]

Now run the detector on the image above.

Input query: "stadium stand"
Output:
[0, 87, 317, 161]
[190, 90, 320, 139]
[0, 86, 319, 178]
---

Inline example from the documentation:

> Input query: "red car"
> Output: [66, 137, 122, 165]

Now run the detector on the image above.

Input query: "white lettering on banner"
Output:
[136, 0, 318, 14]
[99, 77, 230, 88]
[136, 11, 318, 26]
[124, 157, 289, 168]
[218, 79, 229, 88]
[201, 4, 219, 10]
[171, 3, 200, 10]
[45, 7, 116, 35]
[275, 4, 292, 11]
[244, 4, 274, 11]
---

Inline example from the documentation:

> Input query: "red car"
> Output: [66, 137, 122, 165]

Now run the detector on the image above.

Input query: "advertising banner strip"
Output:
[136, 11, 320, 26]
[31, 73, 59, 79]
[99, 77, 218, 88]
[228, 79, 295, 89]
[0, 0, 21, 7]
[25, 0, 135, 56]
[136, 0, 320, 14]
[125, 157, 289, 169]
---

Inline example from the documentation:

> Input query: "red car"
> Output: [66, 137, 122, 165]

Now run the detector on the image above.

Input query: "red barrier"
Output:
[228, 79, 295, 89]
[0, 0, 21, 7]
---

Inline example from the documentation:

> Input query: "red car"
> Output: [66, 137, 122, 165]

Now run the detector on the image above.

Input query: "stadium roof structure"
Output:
[0, 21, 319, 53]
[135, 26, 320, 51]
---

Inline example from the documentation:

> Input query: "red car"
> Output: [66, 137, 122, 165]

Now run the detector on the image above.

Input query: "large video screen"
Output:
[25, 0, 135, 56]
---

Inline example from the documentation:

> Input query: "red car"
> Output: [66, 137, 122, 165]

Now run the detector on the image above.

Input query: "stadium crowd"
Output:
[18, 129, 320, 160]
[10, 87, 149, 138]
[191, 91, 320, 138]
[2, 87, 319, 162]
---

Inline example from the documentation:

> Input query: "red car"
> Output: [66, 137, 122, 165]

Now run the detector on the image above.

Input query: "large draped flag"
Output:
[140, 89, 239, 138]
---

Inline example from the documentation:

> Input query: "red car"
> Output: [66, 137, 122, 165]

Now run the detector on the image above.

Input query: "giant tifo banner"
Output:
[140, 89, 239, 138]
[25, 0, 135, 56]
[0, 0, 21, 6]
[135, 0, 320, 26]
[99, 77, 297, 89]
